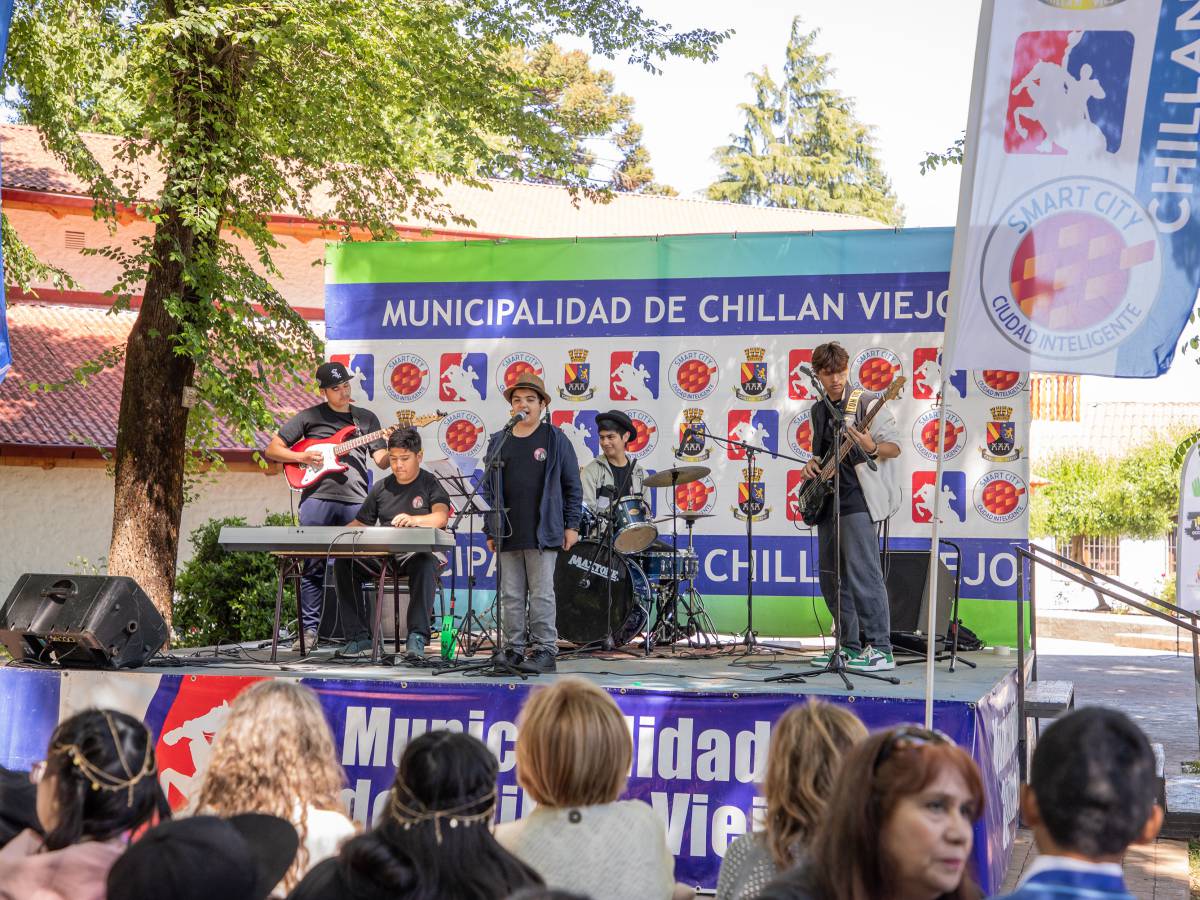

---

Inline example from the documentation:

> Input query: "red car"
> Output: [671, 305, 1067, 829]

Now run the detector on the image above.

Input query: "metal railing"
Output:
[1015, 543, 1200, 778]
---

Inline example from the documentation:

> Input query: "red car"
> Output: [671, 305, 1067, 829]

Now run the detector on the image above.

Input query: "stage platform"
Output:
[0, 639, 1020, 892]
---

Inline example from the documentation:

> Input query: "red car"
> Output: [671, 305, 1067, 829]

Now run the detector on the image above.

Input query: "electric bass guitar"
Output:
[283, 412, 445, 490]
[793, 378, 906, 526]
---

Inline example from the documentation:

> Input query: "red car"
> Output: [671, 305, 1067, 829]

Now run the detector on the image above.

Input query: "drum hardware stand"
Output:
[672, 515, 722, 649]
[767, 371, 899, 690]
[701, 430, 809, 661]
[436, 419, 530, 679]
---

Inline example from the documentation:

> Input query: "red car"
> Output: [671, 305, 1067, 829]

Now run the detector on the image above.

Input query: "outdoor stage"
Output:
[0, 639, 1020, 893]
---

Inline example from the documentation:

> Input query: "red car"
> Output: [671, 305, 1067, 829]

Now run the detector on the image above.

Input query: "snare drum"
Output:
[611, 495, 657, 553]
[635, 544, 700, 584]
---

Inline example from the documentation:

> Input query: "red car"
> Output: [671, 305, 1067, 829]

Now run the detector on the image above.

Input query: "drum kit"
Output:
[554, 464, 721, 652]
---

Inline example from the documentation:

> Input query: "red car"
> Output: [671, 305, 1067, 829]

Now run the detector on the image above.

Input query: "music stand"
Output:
[425, 458, 494, 658]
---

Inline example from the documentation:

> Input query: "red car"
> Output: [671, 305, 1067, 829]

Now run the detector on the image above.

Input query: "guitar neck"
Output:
[335, 426, 394, 456]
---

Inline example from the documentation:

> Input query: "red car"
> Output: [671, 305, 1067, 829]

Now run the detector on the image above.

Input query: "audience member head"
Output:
[34, 709, 169, 852]
[1025, 706, 1161, 860]
[506, 889, 592, 900]
[106, 813, 297, 900]
[516, 678, 630, 808]
[331, 731, 540, 900]
[763, 700, 868, 868]
[810, 726, 984, 900]
[193, 680, 346, 891]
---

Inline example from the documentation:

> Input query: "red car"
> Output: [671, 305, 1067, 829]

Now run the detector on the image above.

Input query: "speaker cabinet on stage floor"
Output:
[881, 551, 954, 638]
[0, 574, 168, 668]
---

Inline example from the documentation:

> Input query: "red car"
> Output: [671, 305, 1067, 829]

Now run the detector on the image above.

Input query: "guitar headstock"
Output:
[393, 410, 448, 429]
[884, 376, 906, 402]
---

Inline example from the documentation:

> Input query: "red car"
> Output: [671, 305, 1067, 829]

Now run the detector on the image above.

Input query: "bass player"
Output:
[264, 361, 388, 654]
[801, 341, 902, 673]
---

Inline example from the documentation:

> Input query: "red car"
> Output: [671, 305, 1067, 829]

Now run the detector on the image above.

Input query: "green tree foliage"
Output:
[919, 133, 965, 175]
[1032, 434, 1184, 542]
[174, 512, 295, 647]
[508, 41, 677, 194]
[707, 17, 901, 224]
[3, 0, 725, 618]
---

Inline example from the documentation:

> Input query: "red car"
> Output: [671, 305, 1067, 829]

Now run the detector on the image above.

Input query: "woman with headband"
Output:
[288, 730, 540, 899]
[0, 708, 170, 900]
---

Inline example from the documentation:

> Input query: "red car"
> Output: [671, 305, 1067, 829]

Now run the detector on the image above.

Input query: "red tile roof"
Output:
[0, 303, 316, 456]
[0, 123, 885, 237]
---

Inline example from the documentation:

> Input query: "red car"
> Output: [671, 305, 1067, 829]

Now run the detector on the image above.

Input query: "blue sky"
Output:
[576, 0, 984, 227]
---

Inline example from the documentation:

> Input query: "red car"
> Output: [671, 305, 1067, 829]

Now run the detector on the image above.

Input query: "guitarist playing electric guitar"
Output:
[264, 361, 389, 655]
[800, 342, 902, 673]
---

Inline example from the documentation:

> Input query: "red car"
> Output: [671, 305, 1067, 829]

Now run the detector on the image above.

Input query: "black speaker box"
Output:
[0, 574, 168, 668]
[880, 550, 954, 638]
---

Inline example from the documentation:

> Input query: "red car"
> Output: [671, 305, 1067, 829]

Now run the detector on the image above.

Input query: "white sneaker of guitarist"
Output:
[800, 342, 903, 673]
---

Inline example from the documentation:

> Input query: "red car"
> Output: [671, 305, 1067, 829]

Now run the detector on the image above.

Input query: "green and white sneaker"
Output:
[847, 645, 895, 672]
[809, 647, 857, 668]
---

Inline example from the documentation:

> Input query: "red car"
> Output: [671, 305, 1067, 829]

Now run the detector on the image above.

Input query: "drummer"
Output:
[581, 410, 651, 510]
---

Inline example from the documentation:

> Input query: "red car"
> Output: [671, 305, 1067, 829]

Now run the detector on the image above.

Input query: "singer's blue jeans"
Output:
[817, 512, 892, 653]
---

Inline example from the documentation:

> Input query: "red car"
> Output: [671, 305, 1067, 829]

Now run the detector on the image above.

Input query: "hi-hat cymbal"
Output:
[643, 465, 711, 488]
[653, 512, 715, 524]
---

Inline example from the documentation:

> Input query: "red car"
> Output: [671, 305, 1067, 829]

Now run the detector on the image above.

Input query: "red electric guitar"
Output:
[283, 411, 445, 491]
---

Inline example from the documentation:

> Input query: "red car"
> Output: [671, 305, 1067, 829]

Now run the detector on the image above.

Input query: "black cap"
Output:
[106, 814, 299, 900]
[316, 361, 353, 389]
[595, 410, 636, 443]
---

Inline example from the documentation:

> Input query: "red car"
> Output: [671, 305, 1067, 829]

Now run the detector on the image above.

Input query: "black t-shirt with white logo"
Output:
[500, 422, 549, 550]
[277, 403, 385, 504]
[355, 469, 451, 526]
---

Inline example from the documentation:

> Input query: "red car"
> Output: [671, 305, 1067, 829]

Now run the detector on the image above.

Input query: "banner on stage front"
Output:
[943, 0, 1200, 377]
[1179, 439, 1200, 612]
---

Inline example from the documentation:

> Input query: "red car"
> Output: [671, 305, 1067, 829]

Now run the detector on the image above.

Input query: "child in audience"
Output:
[288, 730, 541, 899]
[996, 707, 1161, 900]
[0, 708, 170, 900]
[716, 701, 868, 900]
[495, 678, 687, 900]
[759, 725, 984, 900]
[192, 680, 356, 895]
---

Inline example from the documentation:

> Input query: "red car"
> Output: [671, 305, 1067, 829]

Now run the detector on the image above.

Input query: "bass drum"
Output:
[554, 540, 651, 647]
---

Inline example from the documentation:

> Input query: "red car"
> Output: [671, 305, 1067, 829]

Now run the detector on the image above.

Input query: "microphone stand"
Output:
[699, 430, 808, 663]
[435, 416, 529, 679]
[767, 371, 899, 689]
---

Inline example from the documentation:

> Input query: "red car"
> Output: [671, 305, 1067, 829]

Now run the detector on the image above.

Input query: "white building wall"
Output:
[1031, 535, 1168, 610]
[0, 466, 295, 600]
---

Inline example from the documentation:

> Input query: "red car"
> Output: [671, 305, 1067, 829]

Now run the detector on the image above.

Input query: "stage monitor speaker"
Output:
[0, 574, 168, 668]
[881, 550, 954, 638]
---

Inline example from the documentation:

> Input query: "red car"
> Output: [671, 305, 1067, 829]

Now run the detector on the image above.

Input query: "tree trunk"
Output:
[106, 215, 198, 628]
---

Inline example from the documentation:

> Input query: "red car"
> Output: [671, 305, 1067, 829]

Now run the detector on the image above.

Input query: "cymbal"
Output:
[653, 512, 714, 524]
[643, 465, 710, 488]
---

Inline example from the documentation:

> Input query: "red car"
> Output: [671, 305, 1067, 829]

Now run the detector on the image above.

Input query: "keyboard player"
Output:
[337, 427, 451, 660]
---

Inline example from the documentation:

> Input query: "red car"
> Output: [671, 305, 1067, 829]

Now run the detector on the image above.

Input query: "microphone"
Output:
[598, 484, 616, 500]
[797, 363, 816, 380]
[681, 427, 696, 443]
[504, 410, 527, 430]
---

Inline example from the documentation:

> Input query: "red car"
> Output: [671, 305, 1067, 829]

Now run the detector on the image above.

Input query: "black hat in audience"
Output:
[107, 814, 298, 900]
[595, 409, 636, 443]
[316, 361, 354, 389]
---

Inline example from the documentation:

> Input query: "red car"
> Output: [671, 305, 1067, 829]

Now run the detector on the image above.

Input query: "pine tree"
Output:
[708, 18, 902, 225]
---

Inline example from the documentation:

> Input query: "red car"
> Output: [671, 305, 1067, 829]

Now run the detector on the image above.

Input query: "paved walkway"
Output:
[1000, 828, 1191, 899]
[1006, 637, 1198, 898]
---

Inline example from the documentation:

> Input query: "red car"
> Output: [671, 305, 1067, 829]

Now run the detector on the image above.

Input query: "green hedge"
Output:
[173, 511, 296, 647]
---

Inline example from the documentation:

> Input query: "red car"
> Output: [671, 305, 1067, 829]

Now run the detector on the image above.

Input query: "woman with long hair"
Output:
[288, 730, 540, 900]
[716, 701, 868, 900]
[759, 726, 985, 900]
[495, 678, 682, 900]
[192, 680, 355, 895]
[0, 708, 170, 900]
